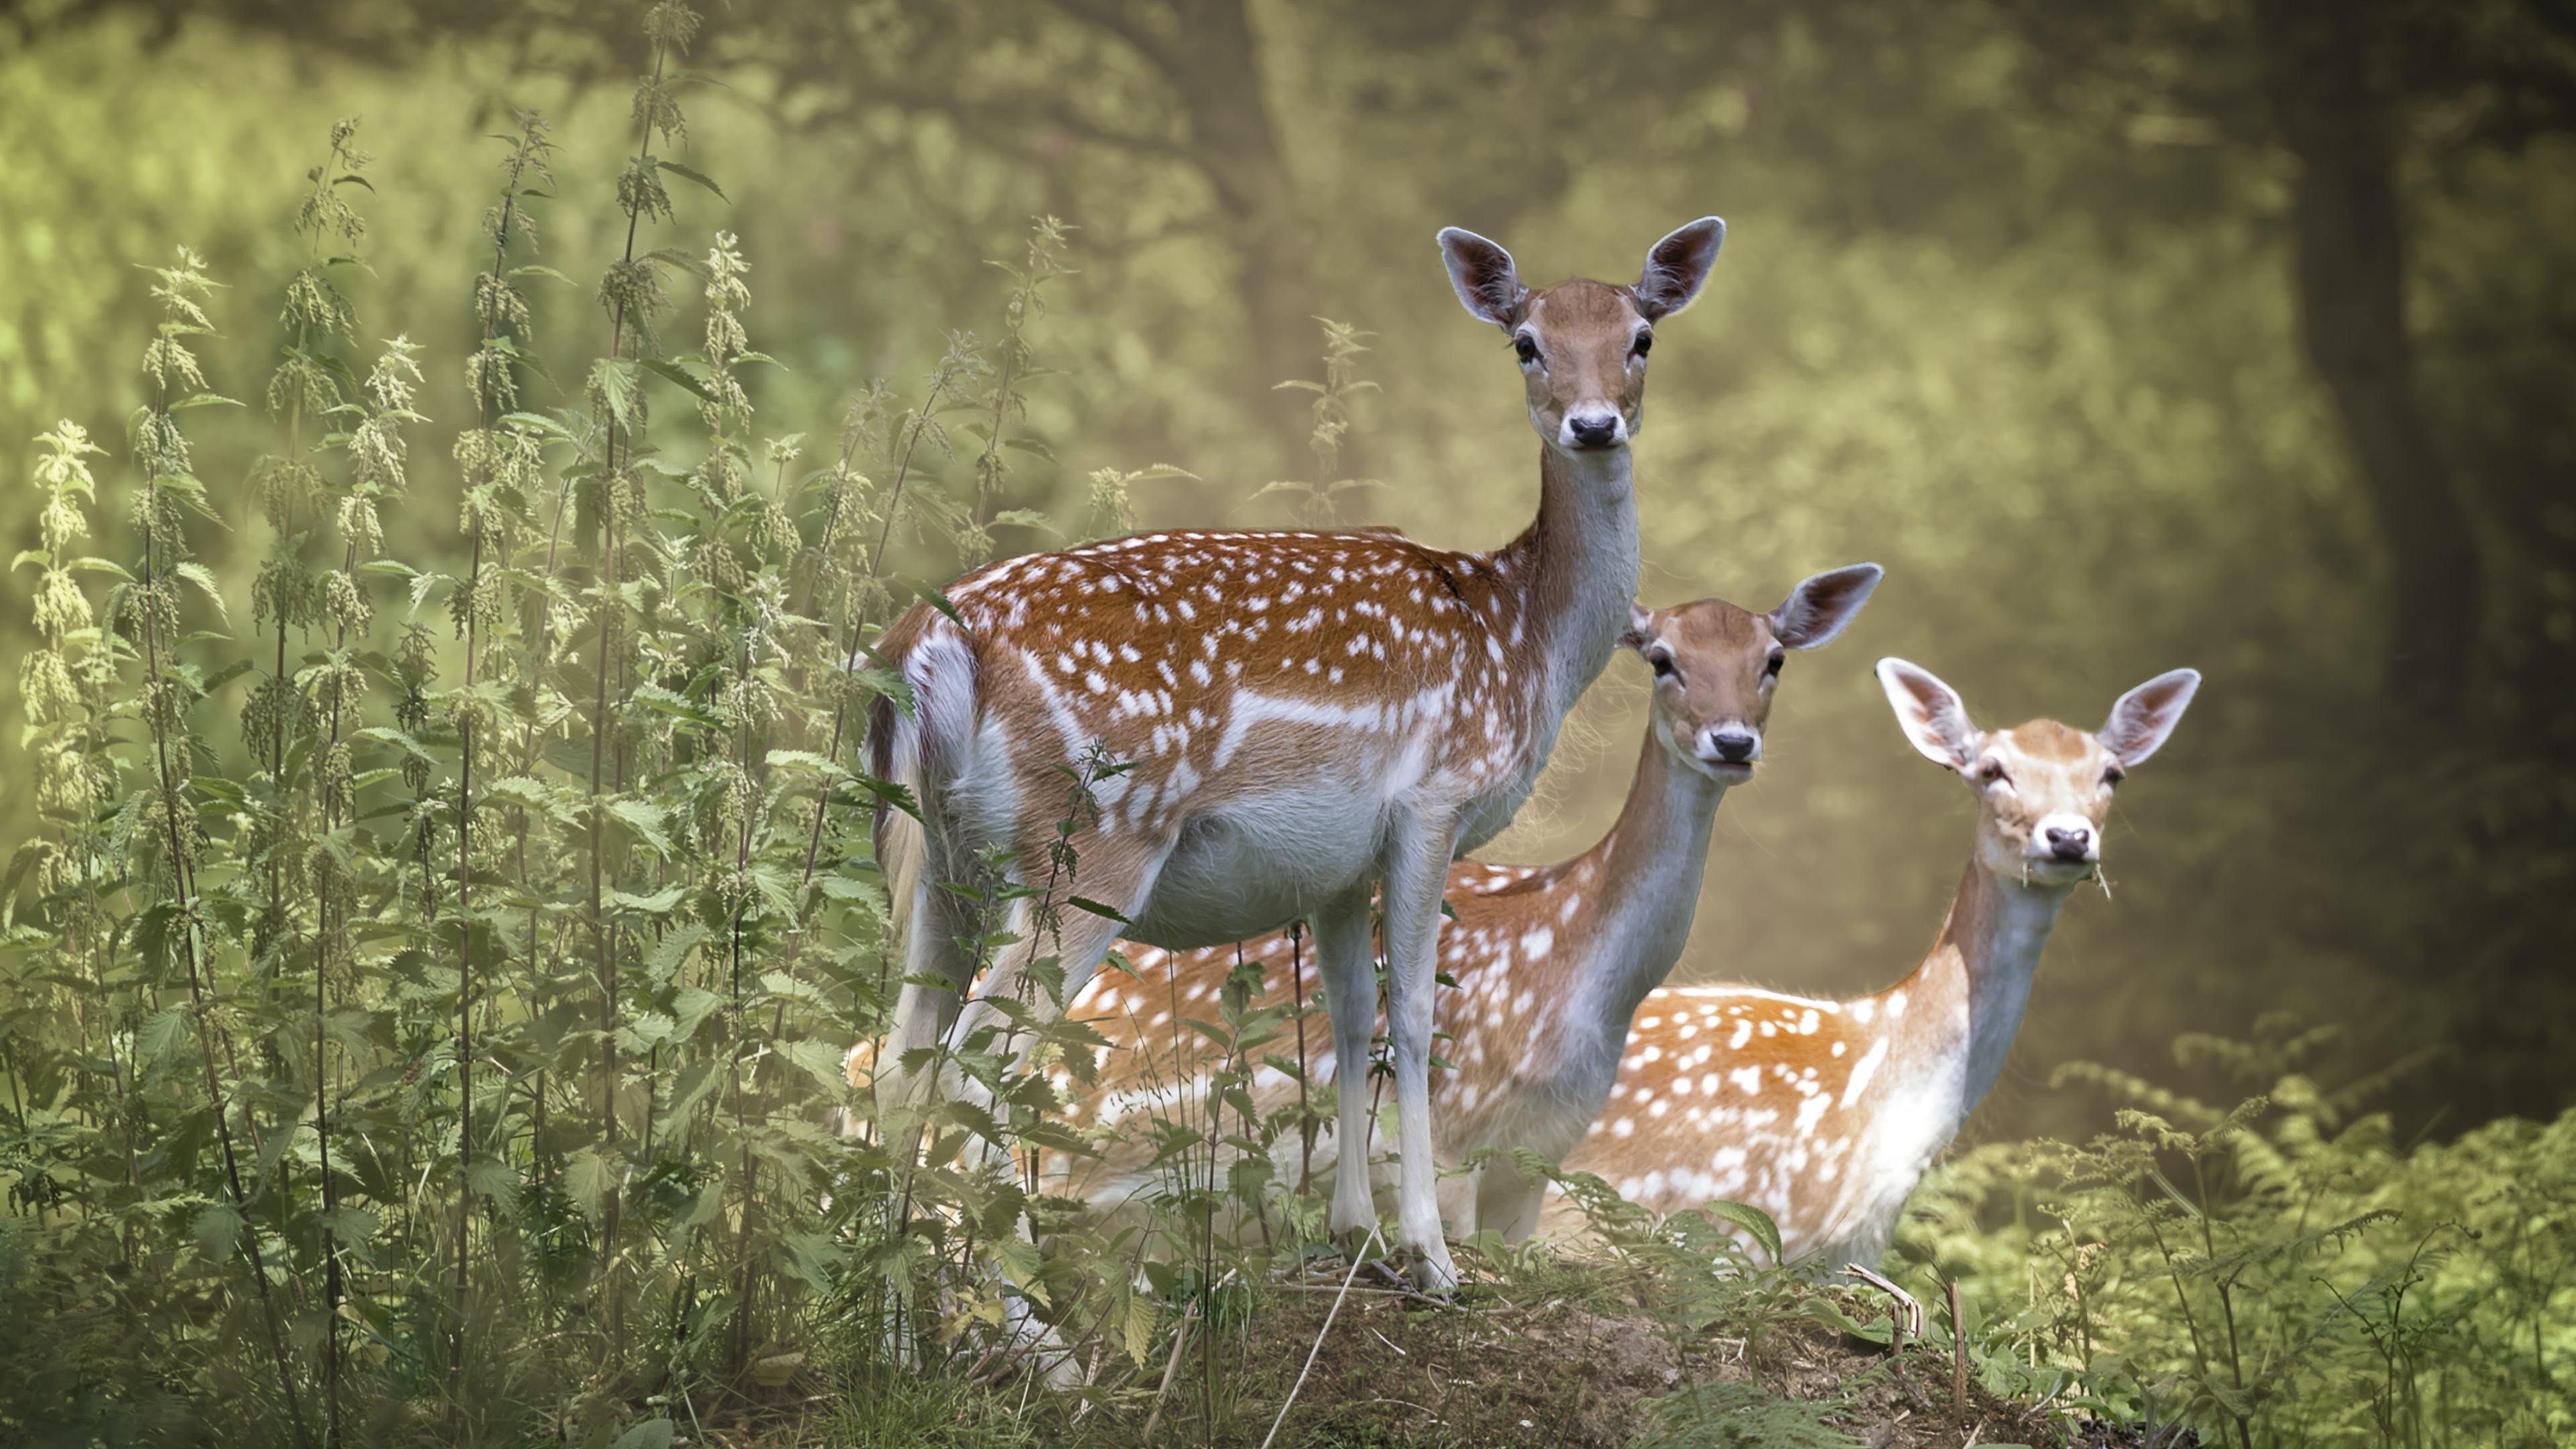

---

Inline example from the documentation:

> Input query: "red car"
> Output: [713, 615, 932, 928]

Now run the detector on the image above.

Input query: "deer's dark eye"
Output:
[1764, 652, 1785, 678]
[1978, 760, 2010, 786]
[1649, 651, 1674, 678]
[1633, 331, 1654, 356]
[1513, 335, 1540, 365]
[2104, 765, 2126, 790]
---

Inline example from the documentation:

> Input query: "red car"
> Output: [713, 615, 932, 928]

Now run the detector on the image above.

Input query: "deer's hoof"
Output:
[1405, 1245, 1461, 1297]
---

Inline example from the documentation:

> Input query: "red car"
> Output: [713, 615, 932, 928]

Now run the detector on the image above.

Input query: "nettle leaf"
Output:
[781, 1232, 845, 1295]
[671, 986, 725, 1044]
[136, 1005, 191, 1071]
[172, 563, 231, 625]
[354, 726, 437, 766]
[1695, 1198, 1786, 1267]
[319, 1206, 380, 1245]
[605, 798, 674, 855]
[564, 1147, 619, 1223]
[193, 1203, 245, 1263]
[984, 1236, 1048, 1309]
[631, 682, 725, 729]
[1122, 1290, 1158, 1368]
[660, 1059, 723, 1128]
[783, 1038, 851, 1096]
[466, 1159, 521, 1213]
[649, 924, 710, 987]
[655, 159, 728, 201]
[638, 356, 715, 404]
[853, 774, 921, 822]
[590, 358, 641, 432]
[915, 584, 969, 630]
[763, 749, 844, 777]
[484, 775, 576, 823]
[990, 508, 1061, 537]
[606, 884, 688, 918]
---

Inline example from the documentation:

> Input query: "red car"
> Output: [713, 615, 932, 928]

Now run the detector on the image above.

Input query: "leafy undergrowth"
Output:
[594, 1251, 2196, 1449]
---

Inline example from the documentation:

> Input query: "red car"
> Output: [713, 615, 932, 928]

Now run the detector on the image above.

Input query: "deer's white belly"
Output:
[1128, 777, 1391, 947]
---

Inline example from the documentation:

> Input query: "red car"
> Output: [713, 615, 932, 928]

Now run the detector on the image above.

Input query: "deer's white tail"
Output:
[867, 612, 987, 1099]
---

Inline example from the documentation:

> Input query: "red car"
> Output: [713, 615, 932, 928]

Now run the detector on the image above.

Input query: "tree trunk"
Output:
[1165, 0, 1337, 481]
[2249, 0, 2480, 722]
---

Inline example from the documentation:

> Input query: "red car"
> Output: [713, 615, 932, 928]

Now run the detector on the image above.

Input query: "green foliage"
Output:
[1629, 1383, 1862, 1449]
[1900, 1021, 2576, 1448]
[0, 8, 1205, 1440]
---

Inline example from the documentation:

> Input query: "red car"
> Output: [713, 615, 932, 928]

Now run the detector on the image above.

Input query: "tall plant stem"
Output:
[137, 384, 313, 1449]
[587, 28, 677, 1366]
[450, 143, 533, 1412]
[791, 368, 959, 895]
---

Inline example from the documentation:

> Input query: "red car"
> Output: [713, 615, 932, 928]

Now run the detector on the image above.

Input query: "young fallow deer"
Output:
[1541, 659, 2202, 1268]
[864, 217, 1729, 1289]
[1044, 566, 1884, 1242]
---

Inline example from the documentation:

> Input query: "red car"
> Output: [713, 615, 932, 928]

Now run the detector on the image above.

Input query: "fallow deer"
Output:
[1542, 659, 2202, 1268]
[1042, 566, 1884, 1243]
[863, 217, 1729, 1289]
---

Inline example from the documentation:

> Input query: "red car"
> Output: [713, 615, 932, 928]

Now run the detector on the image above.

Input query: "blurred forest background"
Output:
[2, 0, 2571, 1152]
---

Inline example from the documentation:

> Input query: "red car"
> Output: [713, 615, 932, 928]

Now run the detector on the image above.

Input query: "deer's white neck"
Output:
[1889, 862, 2076, 1134]
[1557, 732, 1730, 1063]
[1506, 443, 1642, 734]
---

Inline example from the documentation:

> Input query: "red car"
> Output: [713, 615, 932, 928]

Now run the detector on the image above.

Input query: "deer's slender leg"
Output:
[1309, 885, 1381, 1246]
[1380, 806, 1460, 1291]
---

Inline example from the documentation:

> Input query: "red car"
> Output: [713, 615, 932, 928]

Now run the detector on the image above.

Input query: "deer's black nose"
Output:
[2046, 826, 2092, 861]
[1709, 728, 1758, 764]
[1567, 413, 1619, 447]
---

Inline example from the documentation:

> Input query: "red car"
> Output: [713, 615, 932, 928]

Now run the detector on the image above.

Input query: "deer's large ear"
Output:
[1876, 658, 1980, 771]
[1617, 602, 1658, 655]
[1635, 217, 1726, 320]
[1770, 563, 1884, 650]
[2099, 669, 2200, 766]
[1438, 227, 1527, 329]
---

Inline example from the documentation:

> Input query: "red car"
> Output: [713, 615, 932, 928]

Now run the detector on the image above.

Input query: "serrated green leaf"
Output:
[605, 798, 674, 855]
[855, 774, 921, 822]
[466, 1159, 521, 1212]
[655, 160, 728, 201]
[1695, 1197, 1785, 1267]
[1067, 896, 1130, 924]
[193, 1203, 244, 1263]
[782, 1232, 845, 1295]
[916, 585, 967, 629]
[648, 924, 710, 987]
[564, 1148, 618, 1223]
[638, 356, 715, 403]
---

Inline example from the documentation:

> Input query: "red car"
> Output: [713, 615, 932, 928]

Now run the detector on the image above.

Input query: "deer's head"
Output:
[1621, 564, 1884, 783]
[1876, 660, 2201, 888]
[1438, 217, 1726, 453]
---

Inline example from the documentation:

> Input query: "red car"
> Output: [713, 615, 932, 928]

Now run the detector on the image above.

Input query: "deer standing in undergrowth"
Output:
[1042, 566, 1882, 1242]
[1541, 659, 2202, 1269]
[863, 217, 1728, 1290]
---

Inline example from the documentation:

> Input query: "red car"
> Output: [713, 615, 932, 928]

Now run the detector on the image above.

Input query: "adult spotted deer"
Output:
[1541, 659, 2201, 1268]
[1044, 566, 1882, 1241]
[864, 217, 1729, 1289]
